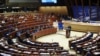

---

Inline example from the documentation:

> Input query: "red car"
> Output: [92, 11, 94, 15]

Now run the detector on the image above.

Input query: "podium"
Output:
[66, 26, 71, 38]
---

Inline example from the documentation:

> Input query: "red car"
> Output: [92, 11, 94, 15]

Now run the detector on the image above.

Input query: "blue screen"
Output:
[42, 0, 57, 3]
[72, 6, 98, 21]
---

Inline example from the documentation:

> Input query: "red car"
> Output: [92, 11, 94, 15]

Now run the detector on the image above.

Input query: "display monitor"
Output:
[42, 0, 57, 3]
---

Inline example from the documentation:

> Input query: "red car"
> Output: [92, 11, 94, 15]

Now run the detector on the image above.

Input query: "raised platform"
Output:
[63, 21, 100, 33]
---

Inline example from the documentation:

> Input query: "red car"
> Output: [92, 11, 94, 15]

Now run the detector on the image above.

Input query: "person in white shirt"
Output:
[1, 20, 5, 24]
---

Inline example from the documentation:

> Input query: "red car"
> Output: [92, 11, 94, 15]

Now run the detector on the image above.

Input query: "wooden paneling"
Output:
[39, 6, 68, 15]
[32, 28, 57, 41]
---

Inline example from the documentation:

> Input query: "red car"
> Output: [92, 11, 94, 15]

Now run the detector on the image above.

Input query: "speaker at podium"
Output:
[66, 26, 71, 38]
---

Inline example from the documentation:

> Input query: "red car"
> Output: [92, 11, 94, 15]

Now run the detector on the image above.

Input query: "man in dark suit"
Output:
[85, 51, 92, 56]
[66, 26, 71, 38]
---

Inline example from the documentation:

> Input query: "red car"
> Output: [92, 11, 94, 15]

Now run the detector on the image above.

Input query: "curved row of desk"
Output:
[32, 28, 57, 41]
[63, 21, 100, 33]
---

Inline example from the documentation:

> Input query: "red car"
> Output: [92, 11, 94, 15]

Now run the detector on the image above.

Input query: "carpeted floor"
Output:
[36, 29, 97, 56]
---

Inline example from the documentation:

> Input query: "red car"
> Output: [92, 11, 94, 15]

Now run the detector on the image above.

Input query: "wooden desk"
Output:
[63, 21, 100, 33]
[32, 28, 57, 41]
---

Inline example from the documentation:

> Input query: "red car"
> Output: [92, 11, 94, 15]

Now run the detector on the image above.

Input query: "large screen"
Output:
[72, 6, 99, 21]
[42, 0, 57, 3]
